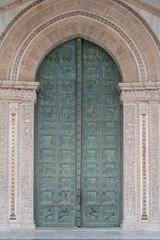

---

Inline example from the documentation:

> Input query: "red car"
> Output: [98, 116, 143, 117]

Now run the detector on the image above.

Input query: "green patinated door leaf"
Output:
[34, 39, 122, 228]
[81, 41, 121, 227]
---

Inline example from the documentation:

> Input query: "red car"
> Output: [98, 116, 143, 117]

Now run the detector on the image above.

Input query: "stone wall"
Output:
[0, 0, 160, 230]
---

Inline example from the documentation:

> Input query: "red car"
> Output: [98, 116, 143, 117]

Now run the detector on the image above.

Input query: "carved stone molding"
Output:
[118, 82, 160, 90]
[122, 104, 136, 229]
[124, 0, 160, 17]
[0, 0, 31, 13]
[21, 103, 35, 228]
[0, 80, 40, 90]
[150, 104, 160, 219]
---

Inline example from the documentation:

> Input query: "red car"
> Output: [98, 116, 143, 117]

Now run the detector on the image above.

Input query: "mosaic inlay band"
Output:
[76, 38, 82, 226]
[141, 114, 148, 220]
[9, 109, 16, 220]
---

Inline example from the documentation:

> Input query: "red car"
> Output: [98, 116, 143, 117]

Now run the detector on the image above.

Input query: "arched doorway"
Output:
[34, 39, 122, 228]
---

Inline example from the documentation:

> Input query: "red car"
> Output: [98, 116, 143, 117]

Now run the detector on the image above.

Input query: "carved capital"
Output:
[0, 81, 40, 104]
[0, 89, 37, 103]
[140, 104, 148, 114]
[9, 103, 18, 114]
[118, 82, 160, 104]
[120, 90, 160, 104]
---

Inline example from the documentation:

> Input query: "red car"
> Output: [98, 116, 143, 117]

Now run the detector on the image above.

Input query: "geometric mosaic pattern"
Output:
[34, 39, 122, 227]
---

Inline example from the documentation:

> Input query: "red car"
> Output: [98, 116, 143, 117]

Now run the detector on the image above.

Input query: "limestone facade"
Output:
[0, 0, 160, 230]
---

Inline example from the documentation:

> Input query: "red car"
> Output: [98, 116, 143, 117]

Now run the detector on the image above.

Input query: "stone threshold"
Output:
[0, 229, 160, 240]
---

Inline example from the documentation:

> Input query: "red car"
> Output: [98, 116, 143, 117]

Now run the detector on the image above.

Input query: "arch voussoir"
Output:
[17, 16, 139, 82]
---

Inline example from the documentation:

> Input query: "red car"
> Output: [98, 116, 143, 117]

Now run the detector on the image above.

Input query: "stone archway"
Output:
[0, 0, 160, 83]
[0, 0, 160, 230]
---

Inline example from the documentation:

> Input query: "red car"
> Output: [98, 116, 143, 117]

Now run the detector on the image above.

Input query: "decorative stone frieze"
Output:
[121, 104, 136, 229]
[21, 103, 35, 228]
[150, 104, 160, 218]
